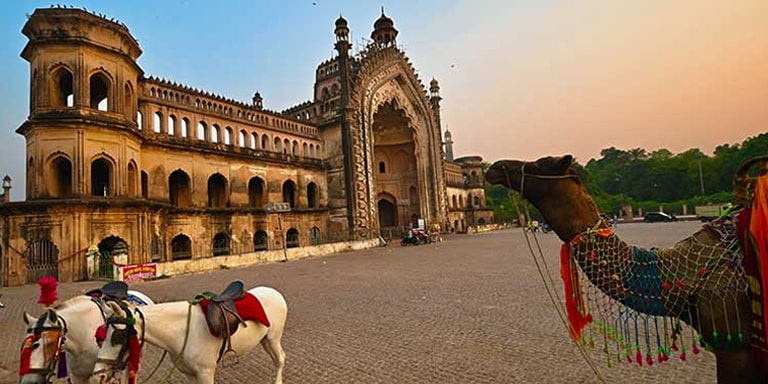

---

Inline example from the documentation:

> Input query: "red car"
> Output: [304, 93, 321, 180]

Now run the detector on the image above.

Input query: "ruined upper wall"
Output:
[21, 7, 141, 62]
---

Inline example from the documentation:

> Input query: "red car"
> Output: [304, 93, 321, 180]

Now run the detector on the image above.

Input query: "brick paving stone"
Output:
[0, 222, 716, 383]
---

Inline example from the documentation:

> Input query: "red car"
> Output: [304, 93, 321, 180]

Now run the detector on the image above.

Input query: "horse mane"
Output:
[51, 294, 95, 311]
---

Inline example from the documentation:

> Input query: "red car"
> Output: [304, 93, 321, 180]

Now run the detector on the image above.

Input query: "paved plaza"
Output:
[0, 222, 716, 383]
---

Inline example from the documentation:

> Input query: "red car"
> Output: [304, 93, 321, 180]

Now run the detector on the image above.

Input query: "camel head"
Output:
[485, 155, 601, 242]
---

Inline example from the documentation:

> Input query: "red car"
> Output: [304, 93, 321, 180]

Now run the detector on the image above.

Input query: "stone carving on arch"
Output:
[87, 66, 114, 81]
[346, 53, 439, 238]
[48, 62, 73, 73]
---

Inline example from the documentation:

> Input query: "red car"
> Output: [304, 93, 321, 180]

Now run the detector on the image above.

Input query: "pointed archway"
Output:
[372, 101, 419, 230]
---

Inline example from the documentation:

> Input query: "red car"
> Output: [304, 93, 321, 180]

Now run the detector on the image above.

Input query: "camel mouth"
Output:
[485, 160, 519, 188]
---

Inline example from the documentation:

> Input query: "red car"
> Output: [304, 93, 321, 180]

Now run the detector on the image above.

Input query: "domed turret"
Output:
[371, 7, 398, 48]
[335, 15, 349, 42]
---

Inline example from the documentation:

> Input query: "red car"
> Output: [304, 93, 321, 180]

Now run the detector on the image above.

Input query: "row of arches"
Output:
[141, 111, 322, 158]
[168, 170, 320, 209]
[146, 86, 317, 135]
[169, 226, 321, 260]
[50, 66, 112, 111]
[42, 153, 321, 209]
[450, 193, 485, 210]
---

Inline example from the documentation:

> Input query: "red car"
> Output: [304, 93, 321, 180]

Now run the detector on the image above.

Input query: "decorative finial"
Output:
[381, 6, 385, 16]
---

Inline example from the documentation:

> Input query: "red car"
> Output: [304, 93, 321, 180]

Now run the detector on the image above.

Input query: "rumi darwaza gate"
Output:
[0, 7, 493, 287]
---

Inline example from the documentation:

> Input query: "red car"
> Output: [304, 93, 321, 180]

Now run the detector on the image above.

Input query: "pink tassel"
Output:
[37, 276, 58, 307]
[693, 345, 700, 355]
[680, 352, 687, 361]
[646, 354, 653, 366]
[636, 350, 643, 366]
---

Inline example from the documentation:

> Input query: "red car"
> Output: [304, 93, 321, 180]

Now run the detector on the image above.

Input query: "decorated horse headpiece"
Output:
[19, 310, 68, 380]
[94, 302, 144, 384]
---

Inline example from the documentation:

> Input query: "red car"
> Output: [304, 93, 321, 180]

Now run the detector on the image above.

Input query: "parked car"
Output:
[644, 212, 677, 223]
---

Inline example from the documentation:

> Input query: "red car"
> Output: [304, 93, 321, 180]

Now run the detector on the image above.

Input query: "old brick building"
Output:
[0, 7, 492, 286]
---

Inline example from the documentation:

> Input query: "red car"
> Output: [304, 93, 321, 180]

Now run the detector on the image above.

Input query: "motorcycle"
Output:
[401, 231, 422, 246]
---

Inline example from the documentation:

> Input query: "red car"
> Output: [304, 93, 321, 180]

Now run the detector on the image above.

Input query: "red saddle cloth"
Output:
[740, 175, 768, 373]
[198, 292, 271, 336]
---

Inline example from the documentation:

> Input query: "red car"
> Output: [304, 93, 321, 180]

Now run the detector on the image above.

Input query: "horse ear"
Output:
[107, 301, 124, 317]
[47, 309, 58, 323]
[23, 312, 36, 325]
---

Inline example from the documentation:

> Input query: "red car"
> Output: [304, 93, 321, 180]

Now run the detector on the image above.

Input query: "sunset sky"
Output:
[0, 0, 765, 200]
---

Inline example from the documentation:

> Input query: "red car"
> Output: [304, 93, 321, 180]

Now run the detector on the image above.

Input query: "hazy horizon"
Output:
[0, 0, 765, 200]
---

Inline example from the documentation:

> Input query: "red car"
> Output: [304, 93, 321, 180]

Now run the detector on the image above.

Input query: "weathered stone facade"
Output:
[0, 7, 492, 286]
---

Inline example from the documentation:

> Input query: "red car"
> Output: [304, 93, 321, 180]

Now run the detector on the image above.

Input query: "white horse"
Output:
[19, 290, 154, 384]
[92, 286, 287, 384]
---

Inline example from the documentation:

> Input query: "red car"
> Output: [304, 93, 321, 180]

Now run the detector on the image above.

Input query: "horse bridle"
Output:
[19, 312, 69, 380]
[93, 304, 145, 380]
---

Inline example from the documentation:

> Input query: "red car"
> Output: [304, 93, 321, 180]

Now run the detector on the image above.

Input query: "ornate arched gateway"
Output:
[332, 20, 447, 240]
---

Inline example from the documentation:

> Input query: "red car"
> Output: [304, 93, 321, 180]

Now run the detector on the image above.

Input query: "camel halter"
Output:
[502, 162, 609, 383]
[514, 162, 581, 200]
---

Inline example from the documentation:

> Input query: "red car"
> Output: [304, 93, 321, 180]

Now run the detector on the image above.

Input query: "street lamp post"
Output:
[265, 202, 291, 262]
[698, 158, 705, 196]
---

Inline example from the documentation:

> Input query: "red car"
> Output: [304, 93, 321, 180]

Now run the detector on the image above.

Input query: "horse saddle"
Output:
[86, 281, 129, 301]
[198, 280, 247, 338]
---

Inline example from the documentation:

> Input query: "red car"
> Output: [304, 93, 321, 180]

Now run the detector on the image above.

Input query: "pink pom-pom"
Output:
[37, 276, 58, 307]
[693, 345, 700, 355]
[646, 354, 653, 366]
[636, 350, 643, 366]
[680, 352, 687, 361]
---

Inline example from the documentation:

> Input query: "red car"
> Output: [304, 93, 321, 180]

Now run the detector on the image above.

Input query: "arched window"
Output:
[171, 234, 192, 260]
[459, 195, 464, 208]
[50, 67, 74, 107]
[224, 127, 233, 145]
[49, 156, 72, 197]
[303, 143, 308, 156]
[207, 173, 228, 208]
[474, 196, 480, 207]
[141, 171, 148, 198]
[137, 111, 143, 130]
[169, 169, 191, 207]
[168, 115, 177, 135]
[211, 124, 220, 143]
[307, 182, 318, 208]
[282, 180, 296, 208]
[251, 133, 258, 149]
[261, 135, 269, 150]
[89, 72, 110, 111]
[212, 232, 230, 256]
[310, 226, 321, 246]
[273, 137, 281, 152]
[181, 118, 189, 137]
[283, 139, 290, 154]
[286, 228, 299, 248]
[253, 230, 268, 251]
[127, 161, 137, 197]
[379, 161, 386, 173]
[197, 121, 207, 140]
[468, 193, 474, 207]
[91, 158, 112, 196]
[239, 130, 246, 147]
[153, 112, 162, 133]
[248, 177, 265, 207]
[292, 140, 299, 156]
[409, 185, 418, 204]
[452, 195, 457, 209]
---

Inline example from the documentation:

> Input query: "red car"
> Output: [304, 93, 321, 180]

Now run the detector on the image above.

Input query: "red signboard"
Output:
[122, 263, 157, 282]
